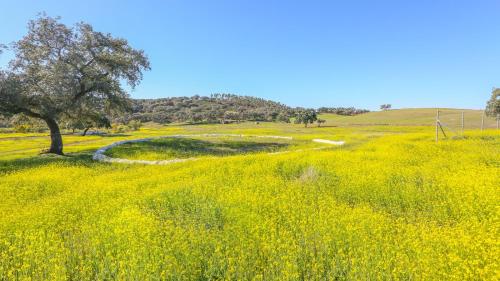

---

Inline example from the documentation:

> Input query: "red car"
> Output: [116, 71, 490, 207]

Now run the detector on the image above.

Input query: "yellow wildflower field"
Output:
[0, 123, 498, 280]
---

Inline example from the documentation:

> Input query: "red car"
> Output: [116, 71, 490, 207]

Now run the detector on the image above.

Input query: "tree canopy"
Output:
[380, 104, 392, 111]
[0, 15, 150, 154]
[294, 110, 317, 127]
[485, 88, 500, 117]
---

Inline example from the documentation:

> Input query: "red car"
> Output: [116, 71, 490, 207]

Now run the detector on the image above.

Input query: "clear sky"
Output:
[1, 0, 499, 110]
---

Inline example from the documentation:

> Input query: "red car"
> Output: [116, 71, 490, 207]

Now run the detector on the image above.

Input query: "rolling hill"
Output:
[319, 108, 497, 129]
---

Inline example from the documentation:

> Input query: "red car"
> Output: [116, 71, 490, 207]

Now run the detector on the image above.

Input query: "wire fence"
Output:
[435, 109, 499, 142]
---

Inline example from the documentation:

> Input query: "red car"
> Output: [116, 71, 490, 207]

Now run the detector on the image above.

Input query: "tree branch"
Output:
[73, 72, 109, 102]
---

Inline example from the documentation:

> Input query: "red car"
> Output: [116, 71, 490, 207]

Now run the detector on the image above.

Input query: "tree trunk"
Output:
[83, 127, 90, 136]
[44, 118, 63, 155]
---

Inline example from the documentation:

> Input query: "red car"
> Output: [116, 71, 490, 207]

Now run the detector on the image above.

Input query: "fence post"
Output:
[436, 109, 439, 143]
[481, 111, 485, 131]
[461, 111, 464, 135]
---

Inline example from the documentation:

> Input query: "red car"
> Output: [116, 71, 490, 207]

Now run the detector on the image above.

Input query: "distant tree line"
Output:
[1, 91, 377, 132]
[317, 107, 370, 116]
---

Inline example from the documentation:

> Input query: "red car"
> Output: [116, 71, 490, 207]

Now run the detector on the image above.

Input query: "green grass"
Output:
[105, 136, 298, 161]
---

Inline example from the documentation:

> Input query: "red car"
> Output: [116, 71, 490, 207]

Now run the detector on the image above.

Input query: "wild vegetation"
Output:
[0, 121, 498, 280]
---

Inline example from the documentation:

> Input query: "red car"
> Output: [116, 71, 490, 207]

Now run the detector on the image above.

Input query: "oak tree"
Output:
[294, 110, 317, 127]
[0, 15, 150, 154]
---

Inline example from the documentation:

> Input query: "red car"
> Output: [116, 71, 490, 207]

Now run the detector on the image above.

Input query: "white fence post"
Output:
[436, 109, 439, 143]
[461, 111, 464, 135]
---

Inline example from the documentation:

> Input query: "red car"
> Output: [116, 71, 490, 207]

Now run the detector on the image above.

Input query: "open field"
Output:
[0, 111, 499, 280]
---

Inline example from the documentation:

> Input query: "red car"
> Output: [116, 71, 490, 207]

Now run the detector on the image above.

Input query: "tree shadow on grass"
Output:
[107, 137, 290, 159]
[0, 151, 99, 175]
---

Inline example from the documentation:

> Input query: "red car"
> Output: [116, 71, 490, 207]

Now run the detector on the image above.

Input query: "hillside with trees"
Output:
[123, 97, 372, 125]
[122, 93, 295, 124]
[1, 88, 375, 133]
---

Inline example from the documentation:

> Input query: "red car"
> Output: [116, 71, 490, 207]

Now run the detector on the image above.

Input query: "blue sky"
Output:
[1, 0, 499, 110]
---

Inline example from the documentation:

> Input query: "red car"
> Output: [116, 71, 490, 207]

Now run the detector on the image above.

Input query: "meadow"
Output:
[0, 112, 499, 280]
